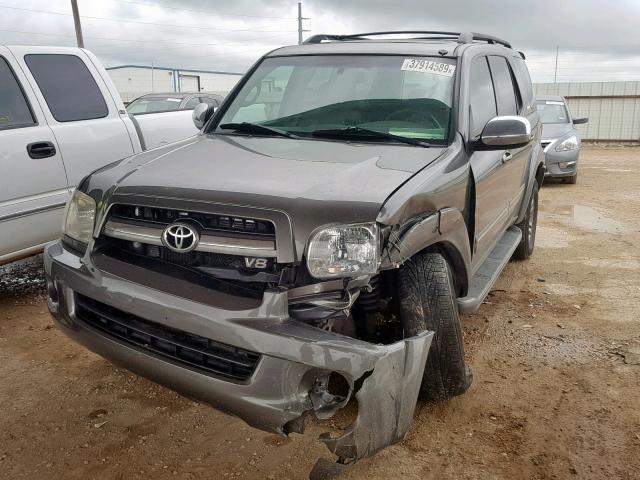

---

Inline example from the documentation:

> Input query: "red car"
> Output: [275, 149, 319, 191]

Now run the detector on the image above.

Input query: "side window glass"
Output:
[511, 57, 534, 112]
[488, 56, 518, 116]
[469, 57, 497, 139]
[0, 56, 35, 130]
[183, 97, 201, 109]
[200, 97, 219, 107]
[25, 54, 109, 122]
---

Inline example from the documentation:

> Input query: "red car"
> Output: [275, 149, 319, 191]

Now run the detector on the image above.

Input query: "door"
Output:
[467, 56, 514, 267]
[0, 49, 69, 263]
[179, 74, 200, 92]
[487, 56, 529, 221]
[11, 46, 135, 187]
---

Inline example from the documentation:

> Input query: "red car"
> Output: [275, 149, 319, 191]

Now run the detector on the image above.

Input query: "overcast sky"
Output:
[1, 0, 640, 83]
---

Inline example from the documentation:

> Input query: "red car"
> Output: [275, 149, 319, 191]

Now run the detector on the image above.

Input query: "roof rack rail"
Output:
[303, 30, 512, 49]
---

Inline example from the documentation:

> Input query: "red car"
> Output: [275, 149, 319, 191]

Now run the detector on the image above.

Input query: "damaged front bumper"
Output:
[44, 241, 433, 465]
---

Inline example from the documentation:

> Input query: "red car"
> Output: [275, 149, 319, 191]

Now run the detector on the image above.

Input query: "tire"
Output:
[564, 173, 577, 184]
[398, 252, 472, 401]
[513, 181, 539, 260]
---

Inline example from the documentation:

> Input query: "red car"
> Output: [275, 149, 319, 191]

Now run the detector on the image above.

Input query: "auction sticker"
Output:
[401, 58, 456, 77]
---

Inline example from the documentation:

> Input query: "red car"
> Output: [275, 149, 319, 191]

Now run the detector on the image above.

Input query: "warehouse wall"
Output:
[107, 66, 243, 103]
[108, 67, 174, 103]
[534, 82, 640, 142]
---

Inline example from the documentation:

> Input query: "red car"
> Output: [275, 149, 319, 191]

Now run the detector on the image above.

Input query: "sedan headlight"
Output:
[63, 190, 96, 247]
[555, 135, 578, 152]
[307, 223, 379, 279]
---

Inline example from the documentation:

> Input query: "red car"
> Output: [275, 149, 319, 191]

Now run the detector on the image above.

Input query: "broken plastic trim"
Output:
[310, 331, 433, 471]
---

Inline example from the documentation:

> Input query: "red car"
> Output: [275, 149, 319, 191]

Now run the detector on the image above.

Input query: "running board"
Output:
[457, 226, 522, 315]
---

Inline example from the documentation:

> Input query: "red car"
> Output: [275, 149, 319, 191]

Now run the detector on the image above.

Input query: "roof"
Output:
[269, 39, 516, 58]
[106, 64, 243, 76]
[132, 92, 224, 100]
[536, 94, 565, 102]
[268, 31, 514, 58]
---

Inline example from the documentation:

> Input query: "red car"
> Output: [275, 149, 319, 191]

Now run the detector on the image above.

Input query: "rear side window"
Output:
[469, 57, 497, 139]
[511, 57, 535, 112]
[25, 54, 108, 122]
[0, 56, 35, 130]
[488, 56, 518, 116]
[183, 97, 201, 109]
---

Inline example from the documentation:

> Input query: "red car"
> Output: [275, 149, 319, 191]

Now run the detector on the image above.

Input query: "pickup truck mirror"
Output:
[573, 117, 588, 125]
[478, 116, 532, 150]
[192, 103, 217, 130]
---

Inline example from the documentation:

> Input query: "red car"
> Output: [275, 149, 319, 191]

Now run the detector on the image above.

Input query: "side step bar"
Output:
[457, 226, 522, 314]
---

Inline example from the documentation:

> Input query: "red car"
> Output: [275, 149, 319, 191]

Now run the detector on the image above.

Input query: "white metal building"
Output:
[534, 81, 640, 142]
[106, 65, 244, 103]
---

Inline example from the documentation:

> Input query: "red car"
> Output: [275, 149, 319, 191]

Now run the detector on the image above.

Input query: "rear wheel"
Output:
[513, 181, 539, 260]
[564, 173, 578, 184]
[398, 252, 472, 401]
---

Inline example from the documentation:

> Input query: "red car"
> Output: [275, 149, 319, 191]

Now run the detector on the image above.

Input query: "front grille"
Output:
[110, 204, 275, 237]
[75, 295, 261, 382]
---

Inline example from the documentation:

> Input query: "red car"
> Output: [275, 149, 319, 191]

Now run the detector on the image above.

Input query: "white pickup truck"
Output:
[0, 45, 217, 265]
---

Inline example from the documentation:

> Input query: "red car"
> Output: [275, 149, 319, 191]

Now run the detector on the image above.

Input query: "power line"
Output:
[0, 4, 297, 33]
[111, 0, 297, 20]
[0, 28, 292, 49]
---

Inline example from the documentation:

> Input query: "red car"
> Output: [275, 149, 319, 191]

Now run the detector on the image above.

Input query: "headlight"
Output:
[63, 190, 96, 247]
[555, 135, 578, 152]
[307, 223, 379, 279]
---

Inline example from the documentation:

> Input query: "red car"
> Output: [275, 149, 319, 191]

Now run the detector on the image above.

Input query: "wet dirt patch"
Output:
[571, 205, 630, 234]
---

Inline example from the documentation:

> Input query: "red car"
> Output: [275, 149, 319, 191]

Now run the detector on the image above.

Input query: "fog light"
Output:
[558, 161, 576, 169]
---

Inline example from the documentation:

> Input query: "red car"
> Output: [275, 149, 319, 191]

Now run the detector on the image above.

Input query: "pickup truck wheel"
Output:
[398, 252, 472, 401]
[513, 181, 539, 260]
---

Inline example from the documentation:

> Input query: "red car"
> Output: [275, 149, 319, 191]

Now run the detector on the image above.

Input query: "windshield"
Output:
[536, 100, 570, 124]
[127, 96, 184, 114]
[213, 55, 456, 144]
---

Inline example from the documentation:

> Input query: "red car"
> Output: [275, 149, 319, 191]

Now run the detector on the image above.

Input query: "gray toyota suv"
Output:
[44, 31, 544, 475]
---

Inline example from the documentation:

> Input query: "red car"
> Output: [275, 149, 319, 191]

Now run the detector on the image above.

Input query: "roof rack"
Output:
[304, 31, 512, 49]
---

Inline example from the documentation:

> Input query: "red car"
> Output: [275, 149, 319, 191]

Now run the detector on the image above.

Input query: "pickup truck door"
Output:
[467, 56, 514, 268]
[0, 48, 69, 263]
[10, 46, 136, 187]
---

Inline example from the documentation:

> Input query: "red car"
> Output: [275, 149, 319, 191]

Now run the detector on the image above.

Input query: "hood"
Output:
[87, 134, 445, 259]
[541, 122, 574, 141]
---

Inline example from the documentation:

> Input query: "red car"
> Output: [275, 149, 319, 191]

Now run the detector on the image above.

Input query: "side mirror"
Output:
[478, 116, 532, 150]
[192, 102, 217, 130]
[573, 117, 588, 125]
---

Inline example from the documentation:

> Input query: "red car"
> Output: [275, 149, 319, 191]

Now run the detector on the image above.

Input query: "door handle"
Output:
[27, 141, 57, 159]
[501, 151, 513, 163]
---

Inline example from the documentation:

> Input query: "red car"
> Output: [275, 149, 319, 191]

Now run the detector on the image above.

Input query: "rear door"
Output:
[467, 56, 514, 267]
[11, 47, 135, 186]
[487, 56, 530, 221]
[0, 47, 69, 262]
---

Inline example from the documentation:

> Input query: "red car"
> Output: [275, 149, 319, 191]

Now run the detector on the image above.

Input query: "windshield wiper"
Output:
[219, 122, 298, 139]
[309, 126, 433, 147]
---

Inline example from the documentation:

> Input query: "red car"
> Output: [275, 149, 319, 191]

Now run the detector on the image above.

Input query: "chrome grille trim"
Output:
[103, 220, 277, 258]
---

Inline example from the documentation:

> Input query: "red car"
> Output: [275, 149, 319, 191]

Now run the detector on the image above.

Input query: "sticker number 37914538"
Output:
[401, 59, 456, 77]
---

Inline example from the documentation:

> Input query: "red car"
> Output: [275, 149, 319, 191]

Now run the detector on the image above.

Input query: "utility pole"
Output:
[70, 0, 84, 48]
[297, 2, 310, 45]
[554, 45, 559, 84]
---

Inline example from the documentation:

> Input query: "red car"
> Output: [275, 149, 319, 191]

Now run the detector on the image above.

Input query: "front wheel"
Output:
[397, 252, 472, 401]
[513, 181, 539, 260]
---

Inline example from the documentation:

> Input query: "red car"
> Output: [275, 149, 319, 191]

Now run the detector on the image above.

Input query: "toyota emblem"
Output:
[162, 222, 199, 253]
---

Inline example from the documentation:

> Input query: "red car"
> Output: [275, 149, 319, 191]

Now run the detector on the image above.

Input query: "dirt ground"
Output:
[1, 147, 639, 480]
